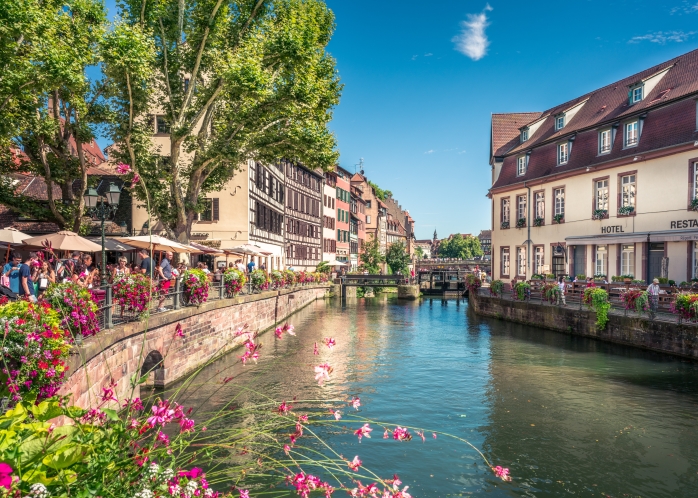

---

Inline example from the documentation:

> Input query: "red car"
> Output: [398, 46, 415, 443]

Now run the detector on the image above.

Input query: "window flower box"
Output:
[553, 214, 564, 224]
[691, 198, 698, 211]
[500, 221, 510, 229]
[618, 205, 635, 216]
[592, 209, 608, 220]
[533, 217, 544, 227]
[515, 218, 526, 229]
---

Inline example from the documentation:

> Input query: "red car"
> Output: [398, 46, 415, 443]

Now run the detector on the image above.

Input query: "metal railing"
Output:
[476, 281, 695, 325]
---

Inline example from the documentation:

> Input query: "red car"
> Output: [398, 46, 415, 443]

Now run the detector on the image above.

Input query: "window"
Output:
[554, 188, 565, 217]
[556, 115, 565, 130]
[595, 179, 609, 210]
[631, 85, 643, 103]
[521, 128, 529, 142]
[366, 200, 372, 208]
[156, 115, 170, 134]
[694, 242, 698, 279]
[625, 121, 638, 147]
[517, 195, 526, 222]
[366, 215, 371, 224]
[501, 198, 510, 223]
[534, 247, 544, 274]
[595, 245, 607, 276]
[558, 142, 569, 165]
[535, 192, 544, 219]
[620, 174, 636, 208]
[501, 247, 510, 276]
[621, 244, 635, 276]
[599, 129, 612, 154]
[694, 162, 698, 200]
[517, 156, 526, 176]
[197, 198, 219, 221]
[516, 247, 526, 276]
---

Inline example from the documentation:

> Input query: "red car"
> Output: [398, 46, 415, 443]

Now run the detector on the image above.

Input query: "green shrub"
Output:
[583, 287, 611, 330]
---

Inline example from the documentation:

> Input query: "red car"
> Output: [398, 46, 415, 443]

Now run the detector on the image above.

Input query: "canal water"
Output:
[171, 296, 698, 497]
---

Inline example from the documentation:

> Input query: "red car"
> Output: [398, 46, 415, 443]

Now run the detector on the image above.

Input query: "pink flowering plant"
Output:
[0, 300, 71, 403]
[182, 269, 209, 305]
[113, 273, 155, 316]
[270, 270, 285, 289]
[223, 268, 246, 297]
[42, 282, 100, 338]
[249, 269, 270, 292]
[284, 270, 297, 287]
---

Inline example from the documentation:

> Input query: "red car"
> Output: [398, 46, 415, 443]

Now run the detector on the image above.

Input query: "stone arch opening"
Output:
[141, 350, 165, 387]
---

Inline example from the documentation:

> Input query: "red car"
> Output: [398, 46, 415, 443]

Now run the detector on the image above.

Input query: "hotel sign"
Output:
[601, 225, 625, 233]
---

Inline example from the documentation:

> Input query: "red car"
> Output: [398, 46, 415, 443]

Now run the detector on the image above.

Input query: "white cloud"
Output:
[424, 150, 435, 154]
[629, 30, 696, 44]
[411, 54, 418, 60]
[452, 4, 493, 61]
[424, 53, 433, 57]
[670, 1, 698, 14]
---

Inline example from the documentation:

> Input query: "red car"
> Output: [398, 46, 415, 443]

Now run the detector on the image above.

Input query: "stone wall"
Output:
[470, 292, 698, 360]
[61, 285, 329, 409]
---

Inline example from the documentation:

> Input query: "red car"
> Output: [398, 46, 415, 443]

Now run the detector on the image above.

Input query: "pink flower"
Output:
[101, 386, 117, 403]
[283, 444, 291, 454]
[116, 163, 132, 174]
[132, 173, 141, 183]
[416, 430, 425, 442]
[493, 466, 511, 481]
[277, 401, 292, 414]
[147, 400, 175, 426]
[274, 327, 284, 339]
[314, 363, 332, 385]
[313, 342, 319, 355]
[432, 432, 437, 439]
[179, 417, 195, 432]
[383, 429, 389, 439]
[175, 323, 184, 337]
[178, 467, 204, 479]
[354, 423, 372, 441]
[283, 323, 295, 336]
[239, 490, 250, 498]
[348, 455, 362, 471]
[323, 337, 336, 349]
[0, 463, 12, 490]
[393, 426, 412, 441]
[331, 409, 342, 420]
[350, 396, 361, 410]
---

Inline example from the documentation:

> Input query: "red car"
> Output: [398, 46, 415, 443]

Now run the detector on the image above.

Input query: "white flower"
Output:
[28, 483, 49, 498]
[204, 489, 214, 498]
[169, 485, 181, 496]
[145, 462, 160, 478]
[160, 467, 174, 481]
[133, 490, 154, 498]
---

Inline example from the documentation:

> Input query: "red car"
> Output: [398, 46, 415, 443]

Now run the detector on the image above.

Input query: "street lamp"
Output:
[84, 182, 121, 286]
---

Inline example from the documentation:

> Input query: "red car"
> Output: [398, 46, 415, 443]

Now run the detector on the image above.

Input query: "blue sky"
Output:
[101, 0, 698, 239]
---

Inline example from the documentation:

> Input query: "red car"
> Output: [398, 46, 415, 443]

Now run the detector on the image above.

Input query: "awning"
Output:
[566, 229, 698, 246]
[88, 238, 138, 252]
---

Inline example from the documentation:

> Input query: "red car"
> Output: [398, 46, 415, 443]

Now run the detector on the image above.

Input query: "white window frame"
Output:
[502, 198, 510, 223]
[516, 247, 526, 276]
[501, 247, 510, 276]
[554, 188, 565, 217]
[521, 128, 529, 142]
[620, 174, 636, 208]
[625, 121, 639, 147]
[366, 215, 371, 224]
[595, 245, 607, 276]
[517, 156, 526, 176]
[535, 192, 544, 219]
[631, 85, 643, 103]
[534, 246, 544, 274]
[621, 244, 635, 276]
[599, 129, 612, 154]
[595, 179, 609, 211]
[517, 195, 527, 222]
[693, 162, 698, 201]
[555, 115, 565, 130]
[558, 142, 569, 165]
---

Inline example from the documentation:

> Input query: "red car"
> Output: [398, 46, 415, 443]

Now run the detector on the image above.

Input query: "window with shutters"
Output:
[198, 198, 218, 221]
[156, 115, 170, 134]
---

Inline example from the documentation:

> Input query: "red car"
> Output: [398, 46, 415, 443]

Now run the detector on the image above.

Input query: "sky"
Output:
[101, 0, 698, 240]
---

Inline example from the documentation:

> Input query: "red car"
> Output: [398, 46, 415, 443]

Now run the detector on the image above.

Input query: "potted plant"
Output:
[618, 205, 634, 215]
[691, 198, 698, 211]
[553, 214, 564, 224]
[545, 273, 555, 281]
[592, 209, 608, 220]
[500, 221, 510, 229]
[576, 274, 586, 281]
[516, 218, 526, 229]
[533, 217, 544, 227]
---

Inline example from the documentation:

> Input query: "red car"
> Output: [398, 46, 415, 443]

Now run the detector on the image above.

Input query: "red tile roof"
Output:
[491, 112, 543, 158]
[492, 47, 698, 190]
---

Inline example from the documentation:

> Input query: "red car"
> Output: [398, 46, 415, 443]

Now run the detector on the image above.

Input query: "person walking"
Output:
[18, 252, 38, 302]
[247, 259, 256, 274]
[33, 260, 55, 297]
[111, 257, 131, 282]
[138, 249, 154, 279]
[156, 251, 173, 312]
[557, 275, 566, 306]
[647, 278, 661, 319]
[2, 252, 23, 293]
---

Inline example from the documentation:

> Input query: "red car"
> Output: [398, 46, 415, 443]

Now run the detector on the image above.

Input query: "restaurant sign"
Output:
[670, 219, 698, 229]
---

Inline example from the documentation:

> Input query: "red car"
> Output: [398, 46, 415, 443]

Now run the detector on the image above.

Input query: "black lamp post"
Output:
[84, 182, 121, 286]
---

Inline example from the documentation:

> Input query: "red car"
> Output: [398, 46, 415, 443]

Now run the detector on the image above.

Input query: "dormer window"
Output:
[630, 84, 643, 104]
[555, 115, 565, 130]
[517, 156, 526, 176]
[521, 128, 529, 142]
[557, 143, 569, 165]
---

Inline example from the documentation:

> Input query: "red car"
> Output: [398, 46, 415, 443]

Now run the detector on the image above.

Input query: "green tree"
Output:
[113, 0, 342, 243]
[385, 241, 410, 275]
[414, 246, 424, 259]
[438, 234, 483, 259]
[358, 235, 384, 274]
[368, 180, 392, 201]
[0, 0, 116, 231]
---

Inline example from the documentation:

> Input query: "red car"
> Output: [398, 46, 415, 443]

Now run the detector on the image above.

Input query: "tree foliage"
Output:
[385, 241, 410, 275]
[0, 0, 117, 231]
[414, 246, 425, 259]
[368, 180, 392, 201]
[111, 0, 343, 242]
[358, 235, 384, 274]
[438, 234, 483, 259]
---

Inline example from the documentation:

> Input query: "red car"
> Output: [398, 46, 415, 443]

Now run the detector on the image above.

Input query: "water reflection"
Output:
[167, 296, 698, 497]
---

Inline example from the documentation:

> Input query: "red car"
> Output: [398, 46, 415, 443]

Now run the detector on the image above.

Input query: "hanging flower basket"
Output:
[691, 198, 698, 211]
[500, 221, 510, 229]
[515, 218, 526, 229]
[112, 273, 154, 316]
[553, 214, 564, 224]
[284, 269, 297, 287]
[270, 270, 285, 289]
[592, 209, 608, 220]
[223, 268, 246, 297]
[533, 217, 544, 227]
[618, 205, 635, 216]
[250, 269, 270, 292]
[182, 269, 209, 305]
[42, 282, 100, 339]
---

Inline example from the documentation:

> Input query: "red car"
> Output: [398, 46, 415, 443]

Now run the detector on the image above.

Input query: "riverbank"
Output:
[470, 289, 698, 360]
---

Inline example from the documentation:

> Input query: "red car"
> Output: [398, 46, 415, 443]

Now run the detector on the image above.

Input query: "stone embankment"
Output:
[61, 285, 330, 408]
[470, 290, 698, 360]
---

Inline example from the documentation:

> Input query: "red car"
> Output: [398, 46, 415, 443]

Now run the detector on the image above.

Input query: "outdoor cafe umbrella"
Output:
[112, 235, 203, 254]
[0, 227, 31, 263]
[87, 237, 137, 252]
[227, 244, 264, 256]
[22, 230, 102, 253]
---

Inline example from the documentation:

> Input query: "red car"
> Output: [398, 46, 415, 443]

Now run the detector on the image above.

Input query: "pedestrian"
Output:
[111, 257, 131, 282]
[647, 278, 661, 319]
[33, 260, 55, 297]
[557, 275, 566, 306]
[138, 249, 154, 279]
[56, 251, 81, 283]
[2, 252, 23, 293]
[236, 259, 245, 273]
[156, 251, 173, 312]
[18, 252, 38, 302]
[247, 259, 256, 273]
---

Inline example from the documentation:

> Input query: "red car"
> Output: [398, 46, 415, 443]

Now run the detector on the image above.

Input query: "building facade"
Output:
[489, 48, 698, 283]
[322, 171, 337, 263]
[478, 230, 492, 261]
[284, 161, 323, 270]
[248, 161, 286, 270]
[335, 167, 351, 264]
[349, 185, 366, 270]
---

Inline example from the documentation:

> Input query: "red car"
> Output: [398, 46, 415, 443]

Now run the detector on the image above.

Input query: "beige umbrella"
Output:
[188, 241, 224, 255]
[0, 227, 31, 263]
[112, 235, 203, 254]
[23, 230, 102, 252]
[227, 244, 264, 256]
